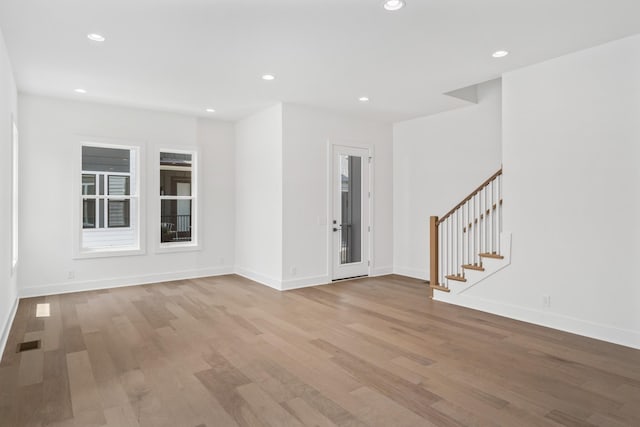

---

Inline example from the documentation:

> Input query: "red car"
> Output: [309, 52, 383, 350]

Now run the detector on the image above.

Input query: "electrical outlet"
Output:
[68, 271, 75, 280]
[543, 295, 551, 307]
[290, 266, 297, 276]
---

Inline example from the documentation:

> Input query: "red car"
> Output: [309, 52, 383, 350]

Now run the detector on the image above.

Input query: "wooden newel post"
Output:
[429, 216, 439, 299]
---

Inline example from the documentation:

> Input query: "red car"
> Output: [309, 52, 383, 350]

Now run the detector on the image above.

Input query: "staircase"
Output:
[429, 169, 507, 295]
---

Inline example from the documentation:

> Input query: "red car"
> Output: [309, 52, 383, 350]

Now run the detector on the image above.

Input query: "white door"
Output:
[332, 145, 370, 280]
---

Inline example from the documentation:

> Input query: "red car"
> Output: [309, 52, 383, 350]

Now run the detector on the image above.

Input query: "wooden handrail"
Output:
[437, 168, 502, 225]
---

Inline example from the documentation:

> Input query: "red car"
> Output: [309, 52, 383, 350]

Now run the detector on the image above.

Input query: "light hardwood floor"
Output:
[1, 274, 639, 426]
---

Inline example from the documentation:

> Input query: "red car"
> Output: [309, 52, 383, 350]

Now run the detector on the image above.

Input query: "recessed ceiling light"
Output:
[383, 0, 405, 11]
[205, 108, 216, 113]
[87, 33, 105, 42]
[359, 97, 370, 102]
[262, 74, 275, 81]
[74, 88, 87, 94]
[492, 50, 509, 58]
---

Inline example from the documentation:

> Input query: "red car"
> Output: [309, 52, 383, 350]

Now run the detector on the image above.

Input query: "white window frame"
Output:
[11, 119, 18, 274]
[73, 141, 145, 259]
[157, 148, 199, 252]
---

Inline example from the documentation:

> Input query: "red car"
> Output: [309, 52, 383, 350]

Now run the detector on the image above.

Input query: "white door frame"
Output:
[327, 142, 373, 281]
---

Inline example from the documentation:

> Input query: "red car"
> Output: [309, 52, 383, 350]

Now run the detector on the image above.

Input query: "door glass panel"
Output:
[340, 155, 362, 264]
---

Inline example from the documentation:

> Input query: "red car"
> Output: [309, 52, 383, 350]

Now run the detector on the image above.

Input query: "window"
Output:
[159, 151, 196, 246]
[11, 121, 18, 272]
[81, 144, 140, 251]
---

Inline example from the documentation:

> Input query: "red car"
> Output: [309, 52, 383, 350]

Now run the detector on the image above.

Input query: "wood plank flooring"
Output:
[1, 274, 639, 426]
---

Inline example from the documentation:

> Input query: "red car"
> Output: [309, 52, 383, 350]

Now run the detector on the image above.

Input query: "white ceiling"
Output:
[1, 0, 639, 122]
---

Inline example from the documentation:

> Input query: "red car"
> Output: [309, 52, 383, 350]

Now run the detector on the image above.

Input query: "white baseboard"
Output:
[434, 293, 640, 350]
[0, 296, 19, 358]
[280, 266, 394, 290]
[393, 266, 427, 280]
[281, 275, 330, 291]
[372, 266, 393, 277]
[234, 267, 283, 291]
[18, 266, 235, 298]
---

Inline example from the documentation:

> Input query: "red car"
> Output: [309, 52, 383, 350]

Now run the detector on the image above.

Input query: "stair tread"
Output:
[445, 274, 467, 282]
[462, 264, 485, 271]
[479, 252, 504, 259]
[430, 284, 451, 293]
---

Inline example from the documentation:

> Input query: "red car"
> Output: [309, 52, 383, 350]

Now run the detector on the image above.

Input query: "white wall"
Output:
[18, 94, 235, 296]
[234, 104, 283, 288]
[393, 79, 502, 279]
[282, 104, 394, 289]
[197, 118, 236, 270]
[0, 27, 18, 353]
[15, 96, 389, 297]
[438, 35, 640, 349]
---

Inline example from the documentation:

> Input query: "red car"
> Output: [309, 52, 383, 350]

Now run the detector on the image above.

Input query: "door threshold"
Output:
[332, 275, 369, 283]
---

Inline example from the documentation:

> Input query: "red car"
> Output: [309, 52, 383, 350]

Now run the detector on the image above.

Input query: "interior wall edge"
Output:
[280, 274, 330, 291]
[234, 267, 283, 291]
[371, 266, 394, 277]
[393, 267, 428, 281]
[0, 296, 19, 358]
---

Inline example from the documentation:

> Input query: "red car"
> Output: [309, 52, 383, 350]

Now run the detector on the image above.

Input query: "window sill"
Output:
[74, 247, 145, 260]
[83, 227, 134, 232]
[156, 242, 201, 254]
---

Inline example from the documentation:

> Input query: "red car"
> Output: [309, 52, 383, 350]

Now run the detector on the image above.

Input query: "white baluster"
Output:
[474, 193, 478, 265]
[480, 187, 485, 255]
[498, 174, 502, 254]
[438, 222, 442, 285]
[489, 179, 498, 253]
[448, 217, 451, 278]
[485, 185, 489, 254]
[454, 210, 458, 276]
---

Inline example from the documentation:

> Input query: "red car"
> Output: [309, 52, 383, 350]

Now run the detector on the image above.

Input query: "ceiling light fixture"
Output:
[492, 50, 509, 58]
[74, 88, 87, 94]
[262, 74, 275, 81]
[383, 0, 405, 11]
[87, 33, 105, 42]
[205, 108, 216, 113]
[359, 97, 370, 102]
